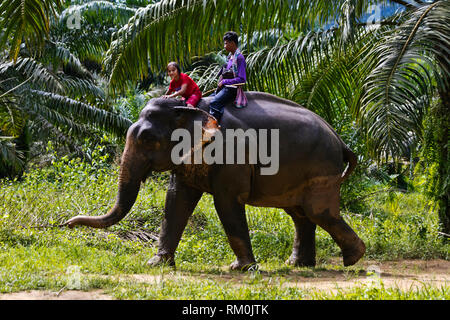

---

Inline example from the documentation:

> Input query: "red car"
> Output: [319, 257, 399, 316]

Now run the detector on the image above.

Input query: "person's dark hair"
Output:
[223, 31, 239, 46]
[167, 61, 181, 74]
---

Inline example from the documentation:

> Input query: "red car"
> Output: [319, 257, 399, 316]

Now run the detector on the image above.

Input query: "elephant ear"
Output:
[173, 106, 221, 141]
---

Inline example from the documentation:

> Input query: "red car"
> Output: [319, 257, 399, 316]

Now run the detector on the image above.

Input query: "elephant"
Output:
[64, 92, 366, 270]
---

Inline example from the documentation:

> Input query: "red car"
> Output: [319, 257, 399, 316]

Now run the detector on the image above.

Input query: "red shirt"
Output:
[168, 73, 201, 98]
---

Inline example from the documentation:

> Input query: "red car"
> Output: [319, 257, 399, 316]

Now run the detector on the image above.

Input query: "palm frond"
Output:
[29, 90, 132, 136]
[246, 29, 339, 96]
[0, 0, 62, 61]
[27, 114, 84, 155]
[53, 1, 139, 66]
[291, 54, 354, 125]
[360, 0, 450, 161]
[0, 57, 64, 94]
[25, 100, 91, 138]
[189, 60, 224, 94]
[44, 41, 93, 80]
[0, 136, 24, 176]
[104, 0, 356, 94]
[104, 0, 401, 94]
[0, 98, 24, 137]
[58, 75, 105, 103]
[59, 1, 137, 27]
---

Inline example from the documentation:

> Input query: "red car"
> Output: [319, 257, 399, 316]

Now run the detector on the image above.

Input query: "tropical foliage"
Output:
[103, 0, 449, 232]
[0, 0, 139, 176]
[0, 0, 448, 232]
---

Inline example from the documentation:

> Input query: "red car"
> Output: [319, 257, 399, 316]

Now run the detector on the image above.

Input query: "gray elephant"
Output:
[64, 92, 365, 270]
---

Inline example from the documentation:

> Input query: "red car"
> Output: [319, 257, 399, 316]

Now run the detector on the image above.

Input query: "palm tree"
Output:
[0, 0, 63, 62]
[56, 0, 140, 71]
[0, 0, 137, 176]
[104, 0, 449, 233]
[361, 1, 449, 233]
[1, 0, 447, 232]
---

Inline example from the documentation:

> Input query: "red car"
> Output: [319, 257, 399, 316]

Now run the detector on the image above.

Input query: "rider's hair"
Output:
[167, 61, 181, 74]
[223, 31, 239, 46]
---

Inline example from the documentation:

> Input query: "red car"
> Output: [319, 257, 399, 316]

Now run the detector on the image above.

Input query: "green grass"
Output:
[0, 224, 447, 300]
[0, 154, 448, 299]
[104, 276, 450, 300]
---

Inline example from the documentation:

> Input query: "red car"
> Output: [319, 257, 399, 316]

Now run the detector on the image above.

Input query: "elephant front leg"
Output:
[210, 164, 256, 271]
[213, 195, 256, 271]
[147, 173, 203, 267]
[284, 207, 317, 267]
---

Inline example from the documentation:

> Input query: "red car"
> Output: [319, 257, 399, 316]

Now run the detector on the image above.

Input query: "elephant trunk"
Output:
[63, 142, 146, 229]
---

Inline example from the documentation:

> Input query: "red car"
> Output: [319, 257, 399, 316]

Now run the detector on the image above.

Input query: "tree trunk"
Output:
[436, 89, 449, 235]
[436, 50, 450, 235]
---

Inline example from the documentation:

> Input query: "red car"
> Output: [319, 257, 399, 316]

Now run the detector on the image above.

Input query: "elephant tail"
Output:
[341, 145, 357, 182]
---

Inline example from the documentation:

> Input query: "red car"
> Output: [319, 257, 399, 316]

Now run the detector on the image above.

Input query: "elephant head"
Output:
[63, 98, 220, 229]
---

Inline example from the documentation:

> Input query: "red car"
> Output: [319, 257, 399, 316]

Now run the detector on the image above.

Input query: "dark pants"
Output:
[209, 87, 237, 121]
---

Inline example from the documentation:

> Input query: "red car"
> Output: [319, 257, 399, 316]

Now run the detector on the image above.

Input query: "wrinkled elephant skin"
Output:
[64, 92, 365, 270]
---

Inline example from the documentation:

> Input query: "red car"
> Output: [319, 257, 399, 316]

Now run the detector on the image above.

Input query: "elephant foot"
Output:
[285, 255, 316, 267]
[342, 239, 366, 267]
[147, 254, 175, 267]
[230, 259, 258, 272]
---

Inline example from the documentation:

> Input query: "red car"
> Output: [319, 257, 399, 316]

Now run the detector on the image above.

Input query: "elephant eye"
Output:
[136, 124, 155, 142]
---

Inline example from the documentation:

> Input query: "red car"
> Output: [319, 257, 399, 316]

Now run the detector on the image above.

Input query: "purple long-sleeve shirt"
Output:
[221, 53, 247, 86]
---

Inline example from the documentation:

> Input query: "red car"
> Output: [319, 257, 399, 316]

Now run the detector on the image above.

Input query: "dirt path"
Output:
[1, 259, 448, 300]
[127, 259, 450, 294]
[284, 259, 450, 293]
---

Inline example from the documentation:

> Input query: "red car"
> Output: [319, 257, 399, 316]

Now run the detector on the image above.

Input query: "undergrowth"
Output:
[0, 150, 448, 299]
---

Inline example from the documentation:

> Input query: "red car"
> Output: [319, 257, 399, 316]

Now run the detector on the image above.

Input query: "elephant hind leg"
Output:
[302, 188, 365, 266]
[284, 207, 316, 267]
